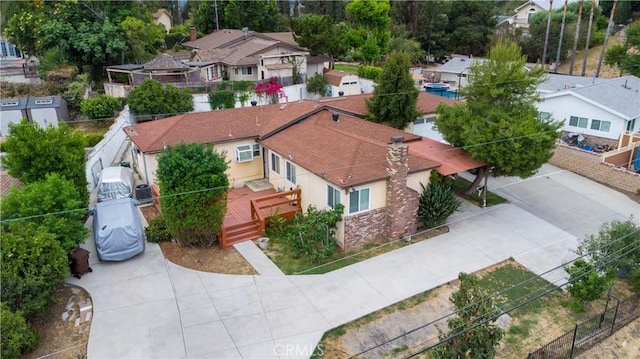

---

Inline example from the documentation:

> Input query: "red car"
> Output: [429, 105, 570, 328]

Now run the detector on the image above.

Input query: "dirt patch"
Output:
[23, 285, 92, 359]
[556, 29, 625, 78]
[577, 319, 640, 358]
[139, 205, 258, 275]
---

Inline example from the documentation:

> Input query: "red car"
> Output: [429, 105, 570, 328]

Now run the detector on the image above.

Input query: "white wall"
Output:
[85, 108, 132, 191]
[538, 95, 629, 140]
[0, 111, 25, 138]
[29, 108, 58, 128]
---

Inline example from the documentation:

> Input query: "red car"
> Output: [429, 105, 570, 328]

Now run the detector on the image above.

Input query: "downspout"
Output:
[142, 152, 150, 185]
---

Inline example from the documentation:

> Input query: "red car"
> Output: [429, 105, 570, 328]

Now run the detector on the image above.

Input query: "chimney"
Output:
[332, 112, 339, 122]
[385, 135, 416, 240]
[189, 26, 197, 42]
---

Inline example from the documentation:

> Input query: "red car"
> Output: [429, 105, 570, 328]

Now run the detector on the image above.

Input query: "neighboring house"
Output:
[0, 96, 69, 137]
[436, 56, 487, 88]
[537, 75, 640, 144]
[324, 70, 362, 97]
[0, 37, 21, 58]
[124, 95, 481, 249]
[0, 171, 21, 198]
[497, 0, 576, 33]
[152, 8, 172, 33]
[184, 29, 312, 84]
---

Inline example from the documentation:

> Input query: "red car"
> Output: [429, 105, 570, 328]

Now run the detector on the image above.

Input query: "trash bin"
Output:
[135, 184, 153, 204]
[69, 247, 92, 279]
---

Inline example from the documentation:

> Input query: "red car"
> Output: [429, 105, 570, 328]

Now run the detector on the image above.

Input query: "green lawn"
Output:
[452, 176, 508, 207]
[333, 63, 360, 74]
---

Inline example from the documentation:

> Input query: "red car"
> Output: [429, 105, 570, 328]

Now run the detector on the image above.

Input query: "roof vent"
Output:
[332, 112, 339, 122]
[390, 135, 404, 143]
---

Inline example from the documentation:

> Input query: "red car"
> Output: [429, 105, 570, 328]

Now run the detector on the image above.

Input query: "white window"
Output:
[569, 116, 588, 128]
[286, 161, 296, 184]
[538, 112, 551, 120]
[349, 187, 370, 214]
[590, 119, 611, 132]
[327, 185, 341, 208]
[234, 67, 253, 76]
[34, 99, 53, 105]
[206, 67, 213, 81]
[235, 145, 253, 162]
[252, 144, 261, 157]
[0, 101, 18, 107]
[271, 153, 280, 173]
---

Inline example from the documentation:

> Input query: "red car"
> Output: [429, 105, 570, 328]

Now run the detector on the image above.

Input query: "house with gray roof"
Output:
[536, 75, 640, 143]
[497, 0, 579, 33]
[0, 96, 69, 137]
[436, 56, 488, 88]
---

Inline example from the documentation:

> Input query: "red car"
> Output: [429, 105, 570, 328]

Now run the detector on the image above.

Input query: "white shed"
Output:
[324, 70, 362, 97]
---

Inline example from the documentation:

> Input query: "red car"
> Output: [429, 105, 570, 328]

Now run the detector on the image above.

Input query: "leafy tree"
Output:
[605, 21, 640, 77]
[156, 143, 229, 246]
[345, 0, 391, 64]
[366, 51, 420, 129]
[192, 0, 220, 34]
[417, 0, 452, 63]
[2, 121, 89, 202]
[417, 175, 461, 229]
[1, 173, 88, 253]
[306, 73, 327, 97]
[576, 218, 640, 291]
[208, 90, 236, 109]
[127, 79, 194, 118]
[0, 229, 69, 318]
[432, 272, 504, 359]
[0, 303, 39, 359]
[80, 95, 122, 119]
[604, 43, 629, 76]
[435, 41, 562, 193]
[224, 0, 281, 32]
[37, 46, 70, 80]
[290, 14, 350, 68]
[120, 16, 166, 63]
[446, 0, 496, 56]
[525, 10, 578, 64]
[63, 73, 90, 111]
[301, 0, 348, 22]
[389, 37, 426, 64]
[3, 6, 46, 56]
[357, 65, 383, 81]
[565, 259, 614, 311]
[287, 204, 344, 263]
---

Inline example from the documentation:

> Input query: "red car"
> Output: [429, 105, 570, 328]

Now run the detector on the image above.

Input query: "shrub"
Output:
[84, 133, 104, 147]
[357, 65, 383, 81]
[287, 204, 344, 263]
[417, 180, 461, 229]
[127, 79, 194, 118]
[63, 74, 89, 111]
[80, 95, 122, 119]
[565, 259, 614, 311]
[208, 90, 236, 109]
[306, 73, 327, 97]
[0, 303, 39, 359]
[145, 216, 172, 243]
[1, 230, 69, 318]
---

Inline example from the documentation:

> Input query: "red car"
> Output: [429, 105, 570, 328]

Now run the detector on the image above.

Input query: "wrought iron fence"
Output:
[528, 293, 640, 359]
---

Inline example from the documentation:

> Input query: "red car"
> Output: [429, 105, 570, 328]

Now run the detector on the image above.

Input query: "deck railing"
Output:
[250, 188, 302, 235]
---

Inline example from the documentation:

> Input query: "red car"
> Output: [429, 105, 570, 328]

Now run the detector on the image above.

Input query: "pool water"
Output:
[426, 88, 458, 99]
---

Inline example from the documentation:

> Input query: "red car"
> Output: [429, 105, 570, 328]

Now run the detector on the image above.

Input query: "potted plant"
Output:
[257, 237, 269, 250]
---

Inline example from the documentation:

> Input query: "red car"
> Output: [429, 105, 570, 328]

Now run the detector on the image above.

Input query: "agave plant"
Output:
[417, 181, 461, 229]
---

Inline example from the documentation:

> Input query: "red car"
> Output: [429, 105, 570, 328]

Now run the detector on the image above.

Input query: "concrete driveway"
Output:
[75, 164, 638, 358]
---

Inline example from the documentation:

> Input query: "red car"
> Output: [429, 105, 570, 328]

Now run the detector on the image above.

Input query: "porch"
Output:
[221, 186, 302, 247]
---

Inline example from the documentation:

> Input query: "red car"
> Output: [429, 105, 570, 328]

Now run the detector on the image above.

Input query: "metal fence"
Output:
[527, 293, 640, 359]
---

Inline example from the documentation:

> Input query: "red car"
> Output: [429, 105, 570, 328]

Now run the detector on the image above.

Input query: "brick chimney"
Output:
[385, 136, 417, 240]
[189, 26, 197, 42]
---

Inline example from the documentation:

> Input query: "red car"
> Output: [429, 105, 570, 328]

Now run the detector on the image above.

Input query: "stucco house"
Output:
[184, 29, 312, 84]
[536, 75, 640, 145]
[436, 56, 487, 88]
[152, 8, 172, 33]
[324, 70, 363, 97]
[497, 0, 577, 33]
[124, 95, 481, 248]
[0, 96, 69, 137]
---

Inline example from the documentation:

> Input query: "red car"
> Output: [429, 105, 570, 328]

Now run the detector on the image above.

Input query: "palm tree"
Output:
[554, 0, 569, 72]
[542, 0, 554, 65]
[595, 0, 619, 77]
[581, 0, 596, 76]
[569, 0, 584, 75]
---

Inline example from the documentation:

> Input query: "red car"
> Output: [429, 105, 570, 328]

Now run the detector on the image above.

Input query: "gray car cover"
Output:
[92, 198, 145, 261]
[97, 166, 134, 202]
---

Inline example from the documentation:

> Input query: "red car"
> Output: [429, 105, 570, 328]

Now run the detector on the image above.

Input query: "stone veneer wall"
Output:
[386, 140, 413, 240]
[550, 144, 640, 194]
[342, 208, 387, 250]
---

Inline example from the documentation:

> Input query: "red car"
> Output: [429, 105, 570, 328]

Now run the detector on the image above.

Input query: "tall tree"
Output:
[432, 272, 504, 359]
[224, 0, 281, 32]
[191, 0, 230, 34]
[156, 143, 229, 247]
[345, 0, 391, 64]
[435, 41, 562, 193]
[301, 0, 347, 22]
[290, 14, 349, 67]
[2, 121, 88, 202]
[365, 51, 420, 129]
[120, 16, 166, 63]
[417, 0, 451, 63]
[446, 1, 496, 56]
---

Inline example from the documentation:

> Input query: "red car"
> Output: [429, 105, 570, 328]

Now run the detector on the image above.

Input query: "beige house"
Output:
[152, 8, 172, 33]
[497, 1, 578, 33]
[124, 95, 481, 248]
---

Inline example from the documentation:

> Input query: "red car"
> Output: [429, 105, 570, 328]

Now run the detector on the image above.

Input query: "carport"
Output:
[408, 136, 485, 176]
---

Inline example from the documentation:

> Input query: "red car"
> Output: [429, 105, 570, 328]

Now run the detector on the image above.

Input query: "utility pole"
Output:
[214, 0, 220, 31]
[569, 0, 584, 75]
[541, 0, 554, 66]
[554, 0, 569, 73]
[595, 0, 618, 78]
[581, 0, 596, 76]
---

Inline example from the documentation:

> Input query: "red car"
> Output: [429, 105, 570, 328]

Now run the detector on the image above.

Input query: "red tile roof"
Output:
[320, 92, 459, 117]
[261, 110, 439, 188]
[1, 171, 21, 197]
[408, 138, 485, 176]
[125, 101, 321, 153]
[324, 70, 353, 87]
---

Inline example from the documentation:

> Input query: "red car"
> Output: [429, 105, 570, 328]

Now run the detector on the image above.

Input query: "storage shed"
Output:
[0, 96, 69, 137]
[0, 97, 28, 137]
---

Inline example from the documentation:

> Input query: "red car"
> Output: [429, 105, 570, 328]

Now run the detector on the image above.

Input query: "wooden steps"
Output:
[221, 219, 261, 247]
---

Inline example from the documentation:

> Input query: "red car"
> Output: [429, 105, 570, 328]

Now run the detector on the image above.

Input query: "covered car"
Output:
[91, 198, 145, 261]
[97, 166, 134, 202]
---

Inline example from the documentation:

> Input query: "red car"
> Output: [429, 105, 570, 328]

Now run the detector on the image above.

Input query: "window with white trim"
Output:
[349, 187, 370, 214]
[590, 119, 611, 132]
[286, 161, 296, 184]
[569, 116, 588, 128]
[235, 145, 253, 162]
[271, 153, 280, 173]
[34, 99, 53, 105]
[327, 185, 341, 208]
[234, 67, 253, 76]
[252, 144, 260, 157]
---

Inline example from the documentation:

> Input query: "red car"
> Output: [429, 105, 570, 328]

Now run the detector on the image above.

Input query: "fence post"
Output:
[569, 324, 579, 359]
[610, 296, 621, 336]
